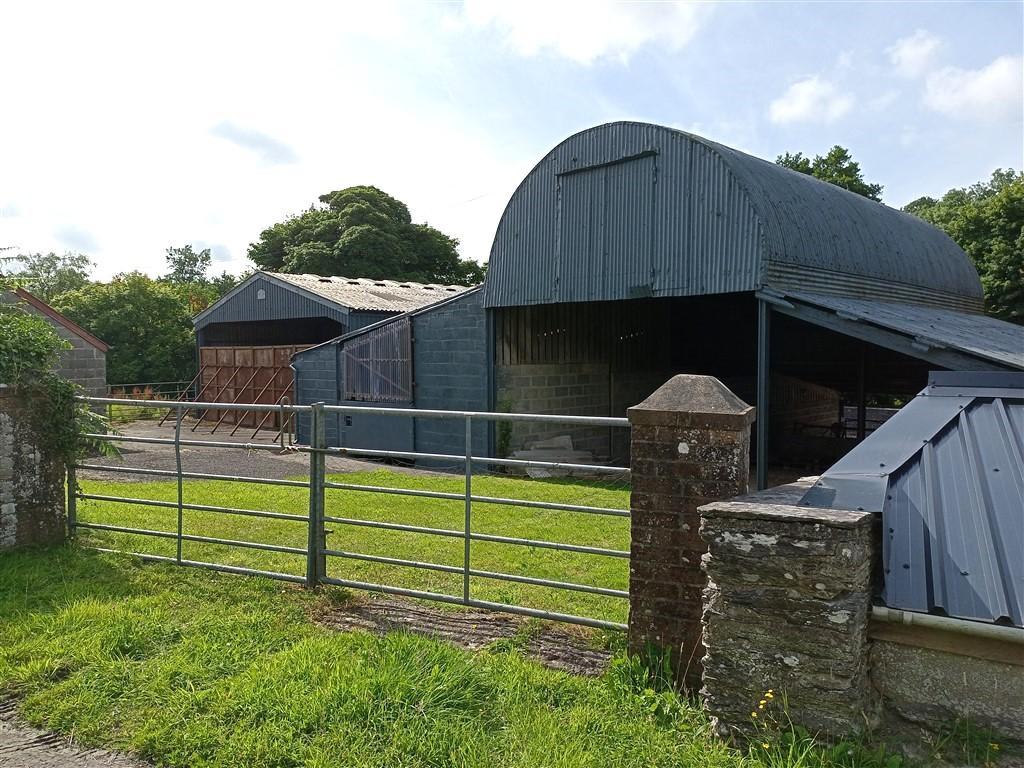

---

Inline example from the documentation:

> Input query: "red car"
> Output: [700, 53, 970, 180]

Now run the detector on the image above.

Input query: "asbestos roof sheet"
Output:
[268, 273, 473, 312]
[779, 291, 1024, 371]
[801, 371, 1024, 627]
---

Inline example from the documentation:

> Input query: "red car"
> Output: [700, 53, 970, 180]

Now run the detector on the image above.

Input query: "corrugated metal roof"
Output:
[774, 290, 1024, 371]
[269, 273, 472, 312]
[801, 371, 1024, 627]
[484, 121, 982, 310]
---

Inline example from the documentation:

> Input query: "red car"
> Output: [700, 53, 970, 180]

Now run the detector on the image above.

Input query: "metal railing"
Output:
[70, 396, 632, 631]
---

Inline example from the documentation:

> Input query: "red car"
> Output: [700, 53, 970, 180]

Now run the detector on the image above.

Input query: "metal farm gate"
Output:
[71, 396, 632, 630]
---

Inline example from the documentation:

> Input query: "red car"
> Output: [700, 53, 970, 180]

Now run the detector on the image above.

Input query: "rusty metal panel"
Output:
[484, 121, 982, 311]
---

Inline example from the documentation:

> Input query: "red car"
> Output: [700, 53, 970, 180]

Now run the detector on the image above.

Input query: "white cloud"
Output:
[768, 77, 854, 125]
[888, 30, 943, 78]
[924, 55, 1024, 121]
[459, 0, 712, 64]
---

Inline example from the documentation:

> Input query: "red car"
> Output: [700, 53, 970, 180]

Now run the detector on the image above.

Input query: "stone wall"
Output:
[0, 386, 66, 550]
[699, 482, 877, 740]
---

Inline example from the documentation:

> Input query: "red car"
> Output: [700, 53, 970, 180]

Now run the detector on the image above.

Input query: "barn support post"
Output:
[626, 375, 755, 691]
[306, 401, 327, 587]
[756, 298, 771, 491]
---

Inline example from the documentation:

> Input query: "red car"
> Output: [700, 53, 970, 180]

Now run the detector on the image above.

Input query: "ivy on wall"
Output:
[0, 287, 112, 465]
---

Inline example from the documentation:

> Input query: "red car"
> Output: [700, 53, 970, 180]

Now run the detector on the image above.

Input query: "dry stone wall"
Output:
[0, 386, 66, 550]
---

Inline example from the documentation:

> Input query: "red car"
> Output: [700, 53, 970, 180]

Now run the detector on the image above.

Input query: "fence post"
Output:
[66, 459, 77, 538]
[306, 401, 327, 587]
[626, 375, 754, 691]
[463, 415, 472, 604]
[175, 405, 184, 563]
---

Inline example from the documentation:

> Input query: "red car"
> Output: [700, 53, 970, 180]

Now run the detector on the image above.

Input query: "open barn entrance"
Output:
[492, 293, 934, 480]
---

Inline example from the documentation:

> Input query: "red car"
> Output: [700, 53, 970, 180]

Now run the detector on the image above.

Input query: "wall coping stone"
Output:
[627, 375, 755, 429]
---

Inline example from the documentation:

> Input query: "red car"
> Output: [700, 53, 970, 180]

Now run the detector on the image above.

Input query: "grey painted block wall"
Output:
[292, 343, 338, 445]
[292, 289, 489, 461]
[411, 289, 489, 457]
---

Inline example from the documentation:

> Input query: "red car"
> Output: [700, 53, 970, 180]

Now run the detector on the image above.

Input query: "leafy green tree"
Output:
[164, 244, 212, 284]
[53, 272, 196, 384]
[248, 185, 485, 285]
[905, 169, 1024, 324]
[0, 251, 93, 301]
[776, 146, 883, 201]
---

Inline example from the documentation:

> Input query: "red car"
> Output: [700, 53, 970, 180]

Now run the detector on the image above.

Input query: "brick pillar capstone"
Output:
[627, 375, 754, 690]
[0, 385, 67, 550]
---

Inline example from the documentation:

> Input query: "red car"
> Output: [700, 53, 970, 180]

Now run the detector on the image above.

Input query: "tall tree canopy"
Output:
[248, 186, 485, 285]
[0, 251, 93, 301]
[54, 273, 196, 384]
[905, 169, 1024, 324]
[776, 146, 883, 201]
[164, 244, 212, 284]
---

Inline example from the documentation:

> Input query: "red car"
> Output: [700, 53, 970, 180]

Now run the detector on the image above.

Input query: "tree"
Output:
[776, 146, 883, 201]
[164, 244, 212, 284]
[905, 169, 1024, 324]
[248, 185, 485, 285]
[0, 251, 93, 301]
[53, 272, 196, 384]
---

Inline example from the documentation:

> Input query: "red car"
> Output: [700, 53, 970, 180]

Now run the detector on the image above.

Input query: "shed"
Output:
[1, 288, 108, 398]
[483, 121, 1024, 483]
[292, 286, 489, 455]
[189, 271, 470, 431]
[800, 371, 1024, 628]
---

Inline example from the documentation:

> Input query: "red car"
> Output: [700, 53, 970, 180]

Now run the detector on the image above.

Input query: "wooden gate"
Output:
[196, 345, 310, 430]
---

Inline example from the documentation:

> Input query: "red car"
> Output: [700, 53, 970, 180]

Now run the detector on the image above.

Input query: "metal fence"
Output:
[70, 396, 632, 631]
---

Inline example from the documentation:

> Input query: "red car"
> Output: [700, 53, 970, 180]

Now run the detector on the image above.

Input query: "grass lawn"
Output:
[0, 544, 908, 768]
[74, 469, 632, 624]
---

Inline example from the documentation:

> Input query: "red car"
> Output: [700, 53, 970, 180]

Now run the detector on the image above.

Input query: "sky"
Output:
[1, 1, 1021, 280]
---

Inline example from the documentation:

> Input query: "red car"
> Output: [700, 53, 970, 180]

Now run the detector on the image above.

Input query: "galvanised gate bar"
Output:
[70, 396, 631, 631]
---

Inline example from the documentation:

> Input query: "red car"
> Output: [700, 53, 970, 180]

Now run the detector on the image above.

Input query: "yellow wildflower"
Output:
[765, 692, 774, 699]
[751, 712, 758, 718]
[991, 743, 1000, 751]
[762, 743, 770, 749]
[759, 699, 767, 705]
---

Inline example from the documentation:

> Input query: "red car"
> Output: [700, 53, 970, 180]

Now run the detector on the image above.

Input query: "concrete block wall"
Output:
[292, 344, 339, 445]
[412, 290, 488, 457]
[1, 293, 106, 398]
[494, 363, 610, 457]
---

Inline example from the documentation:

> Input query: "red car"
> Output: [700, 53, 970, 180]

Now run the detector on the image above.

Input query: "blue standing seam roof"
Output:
[800, 371, 1024, 628]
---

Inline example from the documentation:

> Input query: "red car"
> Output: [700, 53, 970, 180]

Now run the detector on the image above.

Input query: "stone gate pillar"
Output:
[627, 375, 754, 690]
[0, 385, 67, 550]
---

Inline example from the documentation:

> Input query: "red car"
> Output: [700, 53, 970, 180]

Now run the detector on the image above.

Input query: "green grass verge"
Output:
[74, 469, 632, 624]
[0, 545, 910, 768]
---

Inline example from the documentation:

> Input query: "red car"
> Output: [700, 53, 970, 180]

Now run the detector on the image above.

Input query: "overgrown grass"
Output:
[75, 469, 632, 623]
[0, 544, 913, 767]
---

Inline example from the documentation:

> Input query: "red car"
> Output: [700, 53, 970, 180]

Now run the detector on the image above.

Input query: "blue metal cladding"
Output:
[194, 274, 349, 332]
[484, 122, 982, 310]
[802, 372, 1024, 627]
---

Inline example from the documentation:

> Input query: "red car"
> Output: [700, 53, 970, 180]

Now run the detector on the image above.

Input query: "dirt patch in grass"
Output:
[316, 593, 613, 676]
[0, 699, 149, 768]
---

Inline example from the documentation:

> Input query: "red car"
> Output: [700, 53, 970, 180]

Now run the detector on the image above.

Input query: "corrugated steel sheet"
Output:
[780, 291, 1024, 371]
[801, 371, 1024, 627]
[484, 121, 982, 310]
